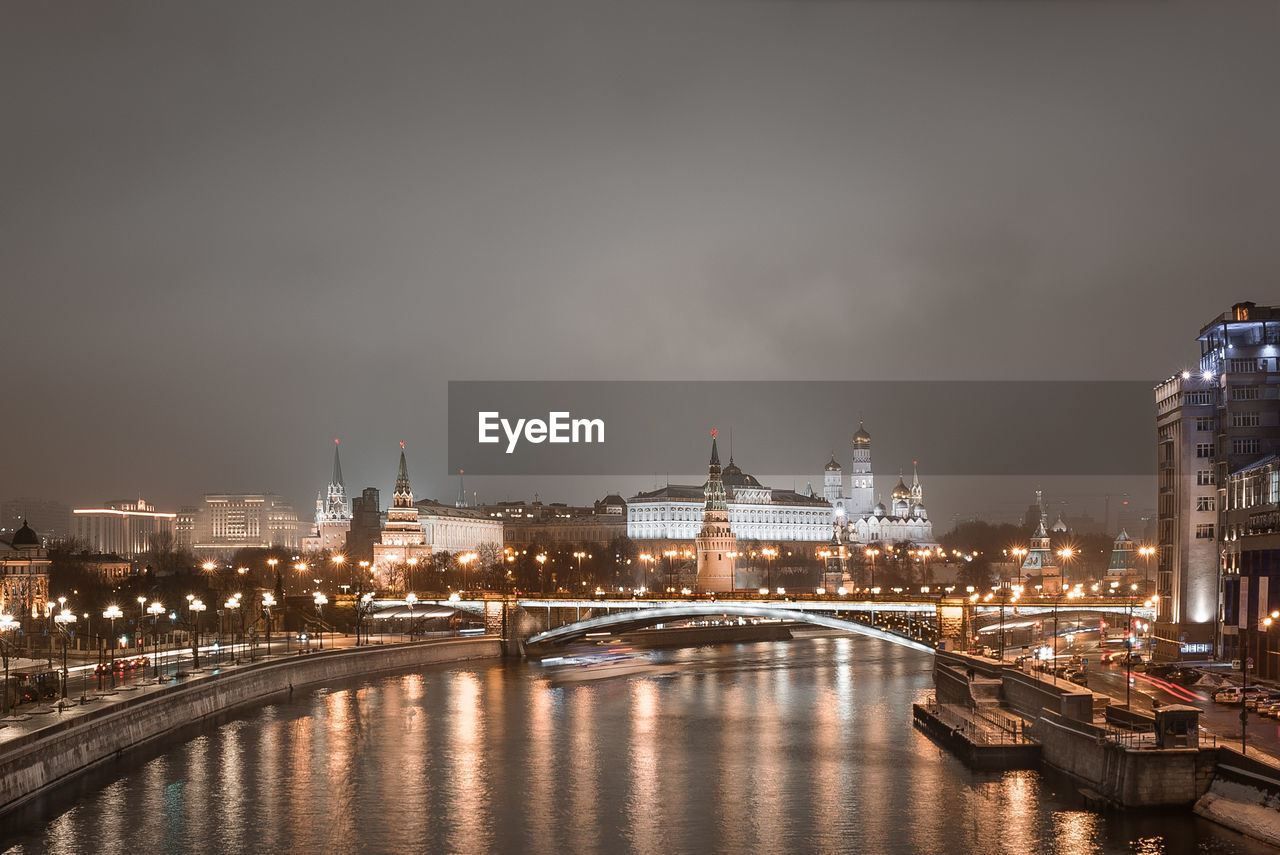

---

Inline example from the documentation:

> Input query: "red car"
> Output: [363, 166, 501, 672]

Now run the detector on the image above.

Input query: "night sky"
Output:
[4, 2, 1277, 524]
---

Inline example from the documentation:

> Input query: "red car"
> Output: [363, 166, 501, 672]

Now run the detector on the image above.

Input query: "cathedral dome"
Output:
[910, 503, 926, 518]
[853, 421, 871, 446]
[825, 454, 841, 472]
[9, 520, 38, 548]
[873, 501, 886, 517]
[891, 476, 910, 500]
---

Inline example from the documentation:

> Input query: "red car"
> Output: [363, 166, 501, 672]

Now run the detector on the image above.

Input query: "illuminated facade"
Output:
[0, 521, 50, 621]
[72, 498, 176, 557]
[179, 493, 303, 553]
[627, 420, 935, 546]
[824, 422, 936, 547]
[695, 432, 736, 592]
[302, 440, 352, 553]
[1156, 302, 1280, 662]
[1206, 302, 1280, 666]
[372, 445, 432, 574]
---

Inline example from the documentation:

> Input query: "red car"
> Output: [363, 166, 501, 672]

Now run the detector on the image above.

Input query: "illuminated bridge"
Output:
[412, 594, 1156, 655]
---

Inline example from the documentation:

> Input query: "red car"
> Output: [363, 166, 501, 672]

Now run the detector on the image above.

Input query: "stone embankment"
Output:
[0, 637, 500, 817]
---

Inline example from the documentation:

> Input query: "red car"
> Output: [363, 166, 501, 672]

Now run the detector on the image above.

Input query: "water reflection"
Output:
[1, 636, 1273, 855]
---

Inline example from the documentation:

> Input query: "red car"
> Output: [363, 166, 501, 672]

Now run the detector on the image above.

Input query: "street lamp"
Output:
[1009, 547, 1027, 588]
[638, 553, 655, 593]
[1138, 545, 1156, 592]
[405, 592, 417, 641]
[262, 593, 276, 657]
[53, 609, 76, 700]
[148, 601, 165, 680]
[1057, 547, 1075, 589]
[864, 548, 879, 592]
[224, 596, 241, 663]
[102, 605, 123, 690]
[188, 597, 207, 670]
[313, 592, 328, 649]
[536, 553, 548, 595]
[460, 552, 477, 592]
[405, 556, 417, 595]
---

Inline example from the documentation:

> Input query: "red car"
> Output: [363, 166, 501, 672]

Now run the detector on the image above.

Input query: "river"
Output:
[0, 634, 1272, 854]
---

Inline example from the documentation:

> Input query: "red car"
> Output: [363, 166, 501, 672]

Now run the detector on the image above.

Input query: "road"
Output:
[1027, 634, 1280, 760]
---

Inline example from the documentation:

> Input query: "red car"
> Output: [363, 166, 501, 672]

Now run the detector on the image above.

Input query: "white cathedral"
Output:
[824, 421, 936, 547]
[626, 420, 936, 547]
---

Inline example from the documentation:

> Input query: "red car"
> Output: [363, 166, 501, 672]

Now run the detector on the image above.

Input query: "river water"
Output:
[0, 634, 1272, 854]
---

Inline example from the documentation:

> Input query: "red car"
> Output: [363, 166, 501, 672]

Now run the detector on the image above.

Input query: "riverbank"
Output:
[0, 636, 501, 819]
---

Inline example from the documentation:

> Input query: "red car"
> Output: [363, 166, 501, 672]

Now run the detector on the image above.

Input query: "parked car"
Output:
[1214, 687, 1244, 705]
[1066, 669, 1089, 686]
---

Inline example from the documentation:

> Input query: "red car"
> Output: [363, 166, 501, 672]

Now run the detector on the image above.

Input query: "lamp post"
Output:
[1057, 547, 1075, 591]
[188, 597, 206, 670]
[262, 593, 276, 658]
[1009, 547, 1027, 588]
[102, 605, 123, 690]
[0, 612, 19, 716]
[460, 552, 478, 592]
[148, 601, 164, 681]
[1138, 545, 1156, 593]
[1125, 583, 1137, 708]
[404, 556, 416, 595]
[536, 553, 548, 596]
[313, 592, 328, 649]
[359, 592, 374, 645]
[53, 609, 76, 700]
[405, 592, 417, 641]
[762, 547, 779, 594]
[864, 548, 879, 592]
[224, 596, 241, 663]
[638, 553, 655, 593]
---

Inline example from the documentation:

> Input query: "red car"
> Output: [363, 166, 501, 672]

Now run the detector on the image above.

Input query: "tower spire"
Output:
[456, 469, 466, 508]
[395, 442, 413, 508]
[332, 438, 344, 488]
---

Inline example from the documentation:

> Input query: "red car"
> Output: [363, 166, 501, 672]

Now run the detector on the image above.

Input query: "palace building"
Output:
[627, 420, 936, 548]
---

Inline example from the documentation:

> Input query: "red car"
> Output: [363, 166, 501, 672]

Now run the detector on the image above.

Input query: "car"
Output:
[93, 663, 111, 675]
[1262, 701, 1280, 719]
[1066, 669, 1089, 686]
[1214, 687, 1244, 705]
[1246, 691, 1278, 711]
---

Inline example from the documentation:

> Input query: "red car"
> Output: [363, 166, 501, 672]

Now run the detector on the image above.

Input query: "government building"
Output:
[627, 420, 936, 548]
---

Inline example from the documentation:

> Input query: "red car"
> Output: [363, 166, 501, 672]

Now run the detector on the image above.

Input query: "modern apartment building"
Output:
[1156, 302, 1280, 666]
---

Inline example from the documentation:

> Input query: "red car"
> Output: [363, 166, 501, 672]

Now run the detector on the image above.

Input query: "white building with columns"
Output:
[628, 420, 936, 547]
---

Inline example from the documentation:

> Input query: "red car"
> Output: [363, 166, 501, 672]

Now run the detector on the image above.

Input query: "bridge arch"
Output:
[524, 602, 934, 653]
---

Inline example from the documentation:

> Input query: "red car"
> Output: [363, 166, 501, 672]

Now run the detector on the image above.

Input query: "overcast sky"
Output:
[3, 1, 1277, 522]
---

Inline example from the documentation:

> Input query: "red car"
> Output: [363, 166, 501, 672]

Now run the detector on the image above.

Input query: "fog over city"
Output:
[4, 2, 1277, 525]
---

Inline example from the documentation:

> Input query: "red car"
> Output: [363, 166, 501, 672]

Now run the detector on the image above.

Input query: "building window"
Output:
[1195, 496, 1215, 512]
[1232, 386, 1260, 401]
[1183, 391, 1212, 405]
[1195, 443, 1214, 459]
[1196, 470, 1215, 486]
[1195, 417, 1215, 431]
[1232, 411, 1261, 428]
[1272, 471, 1280, 504]
[1194, 524, 1215, 539]
[1230, 358, 1263, 373]
[1233, 438, 1262, 455]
